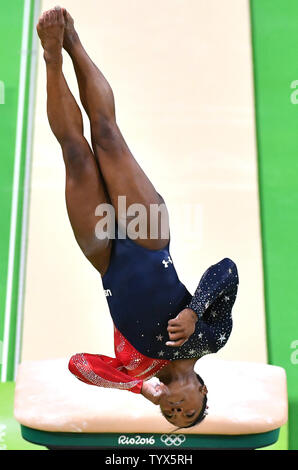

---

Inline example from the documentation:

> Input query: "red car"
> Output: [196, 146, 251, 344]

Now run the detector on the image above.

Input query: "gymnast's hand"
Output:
[166, 308, 198, 347]
[141, 381, 169, 405]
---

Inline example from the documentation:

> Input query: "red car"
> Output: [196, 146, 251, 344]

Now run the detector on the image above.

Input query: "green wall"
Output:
[0, 0, 38, 382]
[250, 0, 298, 450]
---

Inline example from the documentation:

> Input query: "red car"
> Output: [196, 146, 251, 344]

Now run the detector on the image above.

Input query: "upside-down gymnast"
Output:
[36, 6, 239, 429]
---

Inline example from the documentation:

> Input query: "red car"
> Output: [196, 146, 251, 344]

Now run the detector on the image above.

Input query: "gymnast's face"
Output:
[159, 378, 208, 428]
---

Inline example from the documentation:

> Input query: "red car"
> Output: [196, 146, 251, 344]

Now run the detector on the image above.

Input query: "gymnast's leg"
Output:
[62, 8, 169, 249]
[36, 8, 111, 275]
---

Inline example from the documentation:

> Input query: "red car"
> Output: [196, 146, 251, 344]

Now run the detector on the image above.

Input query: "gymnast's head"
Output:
[158, 373, 208, 428]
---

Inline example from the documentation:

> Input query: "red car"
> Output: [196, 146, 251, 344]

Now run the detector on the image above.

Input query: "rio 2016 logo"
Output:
[118, 435, 155, 445]
[160, 434, 186, 446]
[117, 434, 186, 447]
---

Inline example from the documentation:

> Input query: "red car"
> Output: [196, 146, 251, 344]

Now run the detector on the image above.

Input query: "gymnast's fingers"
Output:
[168, 318, 181, 327]
[168, 332, 184, 340]
[167, 325, 182, 333]
[166, 337, 187, 347]
[156, 383, 169, 396]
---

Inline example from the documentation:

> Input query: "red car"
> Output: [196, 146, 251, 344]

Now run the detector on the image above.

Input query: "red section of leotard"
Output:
[68, 324, 169, 394]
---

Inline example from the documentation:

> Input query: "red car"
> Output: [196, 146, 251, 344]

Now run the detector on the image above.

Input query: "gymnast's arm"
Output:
[166, 258, 239, 347]
[187, 257, 239, 320]
[68, 353, 143, 394]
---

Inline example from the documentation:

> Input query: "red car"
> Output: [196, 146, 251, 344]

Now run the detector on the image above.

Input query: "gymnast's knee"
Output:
[91, 115, 123, 151]
[62, 138, 91, 175]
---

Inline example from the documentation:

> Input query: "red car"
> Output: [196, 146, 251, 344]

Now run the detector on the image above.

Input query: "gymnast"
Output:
[36, 6, 239, 429]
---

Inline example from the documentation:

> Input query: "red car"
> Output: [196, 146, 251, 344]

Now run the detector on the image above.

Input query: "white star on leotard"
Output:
[158, 351, 164, 357]
[218, 333, 226, 344]
[198, 333, 203, 339]
[224, 296, 230, 302]
[229, 268, 232, 274]
[174, 351, 179, 357]
[211, 310, 217, 317]
[156, 334, 163, 341]
[188, 349, 196, 355]
[205, 301, 210, 309]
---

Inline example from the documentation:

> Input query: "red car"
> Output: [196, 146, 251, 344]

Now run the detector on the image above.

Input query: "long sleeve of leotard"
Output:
[68, 353, 143, 394]
[188, 257, 239, 320]
[181, 258, 239, 356]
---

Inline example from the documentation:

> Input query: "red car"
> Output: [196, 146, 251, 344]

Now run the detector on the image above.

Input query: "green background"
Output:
[250, 0, 298, 450]
[0, 0, 37, 382]
[0, 0, 24, 381]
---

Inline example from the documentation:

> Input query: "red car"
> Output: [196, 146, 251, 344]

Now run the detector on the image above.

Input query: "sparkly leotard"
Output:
[101, 229, 239, 360]
[68, 326, 169, 393]
[69, 229, 239, 393]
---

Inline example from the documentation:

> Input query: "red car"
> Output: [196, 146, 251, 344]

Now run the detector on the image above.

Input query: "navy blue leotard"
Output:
[102, 228, 239, 361]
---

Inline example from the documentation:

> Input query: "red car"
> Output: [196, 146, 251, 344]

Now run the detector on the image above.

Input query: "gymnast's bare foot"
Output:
[62, 7, 80, 53]
[36, 6, 65, 64]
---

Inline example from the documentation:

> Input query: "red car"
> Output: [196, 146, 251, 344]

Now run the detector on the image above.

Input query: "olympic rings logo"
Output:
[160, 434, 186, 446]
